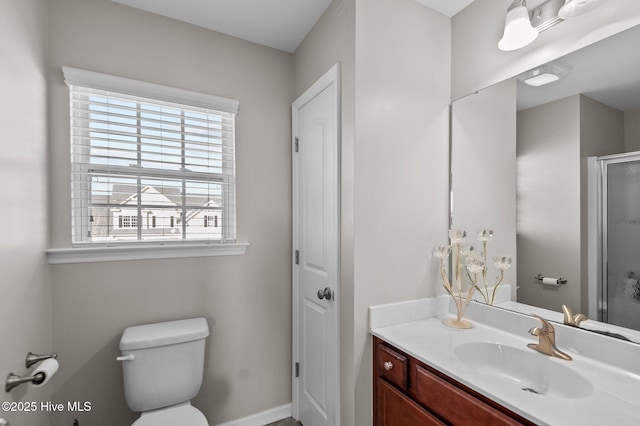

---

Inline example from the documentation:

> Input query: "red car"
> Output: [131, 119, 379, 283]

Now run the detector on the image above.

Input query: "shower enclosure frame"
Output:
[588, 151, 640, 323]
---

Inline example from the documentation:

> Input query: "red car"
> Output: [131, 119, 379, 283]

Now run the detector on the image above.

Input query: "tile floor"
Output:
[266, 417, 302, 426]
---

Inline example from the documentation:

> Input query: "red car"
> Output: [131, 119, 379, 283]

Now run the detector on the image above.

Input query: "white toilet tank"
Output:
[119, 318, 209, 413]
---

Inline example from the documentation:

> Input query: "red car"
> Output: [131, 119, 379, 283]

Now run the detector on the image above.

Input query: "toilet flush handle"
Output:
[116, 354, 135, 362]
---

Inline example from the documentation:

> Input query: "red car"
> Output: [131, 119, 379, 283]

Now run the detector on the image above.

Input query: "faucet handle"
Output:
[531, 314, 554, 333]
[528, 326, 541, 336]
[562, 305, 588, 327]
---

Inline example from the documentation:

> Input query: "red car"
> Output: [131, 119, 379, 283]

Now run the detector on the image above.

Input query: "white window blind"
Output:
[65, 68, 238, 246]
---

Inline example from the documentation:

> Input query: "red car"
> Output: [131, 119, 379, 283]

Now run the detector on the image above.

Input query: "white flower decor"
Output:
[465, 256, 485, 274]
[432, 245, 451, 260]
[434, 229, 477, 329]
[434, 228, 512, 329]
[448, 229, 467, 245]
[494, 255, 512, 270]
[465, 229, 512, 306]
[477, 229, 493, 242]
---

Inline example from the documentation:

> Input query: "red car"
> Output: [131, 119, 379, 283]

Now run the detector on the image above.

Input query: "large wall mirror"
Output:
[451, 23, 640, 343]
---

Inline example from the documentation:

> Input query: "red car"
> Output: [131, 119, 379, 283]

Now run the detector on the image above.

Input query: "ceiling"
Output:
[414, 0, 477, 17]
[111, 0, 333, 53]
[111, 0, 640, 113]
[111, 0, 482, 53]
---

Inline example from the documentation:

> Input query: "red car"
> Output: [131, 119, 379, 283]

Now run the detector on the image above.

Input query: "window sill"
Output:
[46, 242, 250, 264]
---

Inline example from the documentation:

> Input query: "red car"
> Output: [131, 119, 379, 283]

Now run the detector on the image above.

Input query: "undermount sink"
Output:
[454, 341, 594, 399]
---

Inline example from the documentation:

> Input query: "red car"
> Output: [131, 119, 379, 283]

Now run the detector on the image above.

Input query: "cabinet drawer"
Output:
[377, 378, 445, 426]
[414, 364, 522, 426]
[376, 342, 408, 390]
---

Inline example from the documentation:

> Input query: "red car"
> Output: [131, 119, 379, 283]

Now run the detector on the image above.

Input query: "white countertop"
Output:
[370, 299, 640, 426]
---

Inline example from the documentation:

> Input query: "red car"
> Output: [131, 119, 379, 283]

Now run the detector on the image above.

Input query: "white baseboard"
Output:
[215, 403, 292, 426]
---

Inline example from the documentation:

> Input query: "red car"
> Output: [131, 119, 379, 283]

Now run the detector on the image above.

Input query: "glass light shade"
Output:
[498, 4, 539, 51]
[558, 0, 608, 19]
[524, 72, 560, 86]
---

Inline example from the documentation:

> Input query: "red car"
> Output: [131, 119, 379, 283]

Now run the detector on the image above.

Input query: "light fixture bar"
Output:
[530, 0, 565, 33]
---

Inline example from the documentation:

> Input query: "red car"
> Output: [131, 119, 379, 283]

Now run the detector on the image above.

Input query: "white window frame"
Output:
[47, 67, 248, 263]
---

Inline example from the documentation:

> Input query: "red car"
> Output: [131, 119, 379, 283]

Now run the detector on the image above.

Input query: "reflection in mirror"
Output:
[451, 24, 640, 344]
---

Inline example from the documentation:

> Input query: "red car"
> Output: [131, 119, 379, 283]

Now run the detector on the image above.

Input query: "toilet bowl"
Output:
[118, 318, 209, 426]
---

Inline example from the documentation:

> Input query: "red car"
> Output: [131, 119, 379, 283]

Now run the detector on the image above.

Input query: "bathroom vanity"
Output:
[370, 298, 640, 426]
[374, 337, 532, 425]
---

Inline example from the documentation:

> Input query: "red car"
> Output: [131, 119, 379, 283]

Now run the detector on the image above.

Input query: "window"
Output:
[64, 67, 239, 246]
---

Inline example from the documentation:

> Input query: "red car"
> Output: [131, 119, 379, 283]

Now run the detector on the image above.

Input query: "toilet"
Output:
[118, 317, 210, 426]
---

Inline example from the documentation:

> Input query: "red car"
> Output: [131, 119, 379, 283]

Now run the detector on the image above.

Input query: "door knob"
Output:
[317, 287, 333, 300]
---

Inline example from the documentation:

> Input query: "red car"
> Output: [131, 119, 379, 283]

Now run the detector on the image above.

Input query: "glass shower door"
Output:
[604, 156, 640, 331]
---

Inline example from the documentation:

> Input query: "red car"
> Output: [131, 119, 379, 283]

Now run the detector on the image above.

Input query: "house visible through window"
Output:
[64, 67, 239, 245]
[204, 215, 219, 228]
[118, 215, 138, 228]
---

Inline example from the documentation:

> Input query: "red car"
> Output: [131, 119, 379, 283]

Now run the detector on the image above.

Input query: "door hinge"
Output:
[295, 250, 299, 265]
[295, 362, 300, 377]
[294, 137, 299, 153]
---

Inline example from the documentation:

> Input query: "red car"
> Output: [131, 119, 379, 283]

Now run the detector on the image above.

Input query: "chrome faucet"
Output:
[562, 305, 587, 327]
[527, 315, 572, 361]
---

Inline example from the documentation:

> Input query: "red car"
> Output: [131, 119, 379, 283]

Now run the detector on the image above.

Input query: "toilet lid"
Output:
[132, 403, 208, 426]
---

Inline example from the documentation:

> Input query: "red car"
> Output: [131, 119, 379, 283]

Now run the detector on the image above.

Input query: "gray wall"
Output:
[47, 0, 294, 424]
[625, 108, 640, 152]
[293, 0, 356, 424]
[517, 95, 624, 313]
[353, 1, 450, 425]
[517, 96, 582, 312]
[451, 79, 518, 299]
[0, 1, 52, 425]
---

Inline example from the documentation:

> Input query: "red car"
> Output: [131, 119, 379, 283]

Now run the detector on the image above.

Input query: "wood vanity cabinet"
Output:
[373, 337, 535, 426]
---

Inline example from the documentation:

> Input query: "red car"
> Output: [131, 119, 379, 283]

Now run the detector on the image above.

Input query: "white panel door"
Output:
[292, 64, 340, 426]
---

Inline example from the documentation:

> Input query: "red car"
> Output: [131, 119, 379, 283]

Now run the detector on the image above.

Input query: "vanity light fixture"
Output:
[498, 0, 539, 51]
[517, 62, 570, 86]
[558, 0, 608, 19]
[499, 0, 582, 52]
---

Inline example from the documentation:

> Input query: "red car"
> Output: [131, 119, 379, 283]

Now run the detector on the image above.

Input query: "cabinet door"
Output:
[414, 364, 522, 426]
[377, 378, 444, 426]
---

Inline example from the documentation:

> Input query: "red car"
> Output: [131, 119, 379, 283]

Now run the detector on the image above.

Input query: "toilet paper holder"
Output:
[5, 371, 47, 392]
[535, 274, 567, 285]
[5, 352, 58, 392]
[26, 352, 58, 368]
